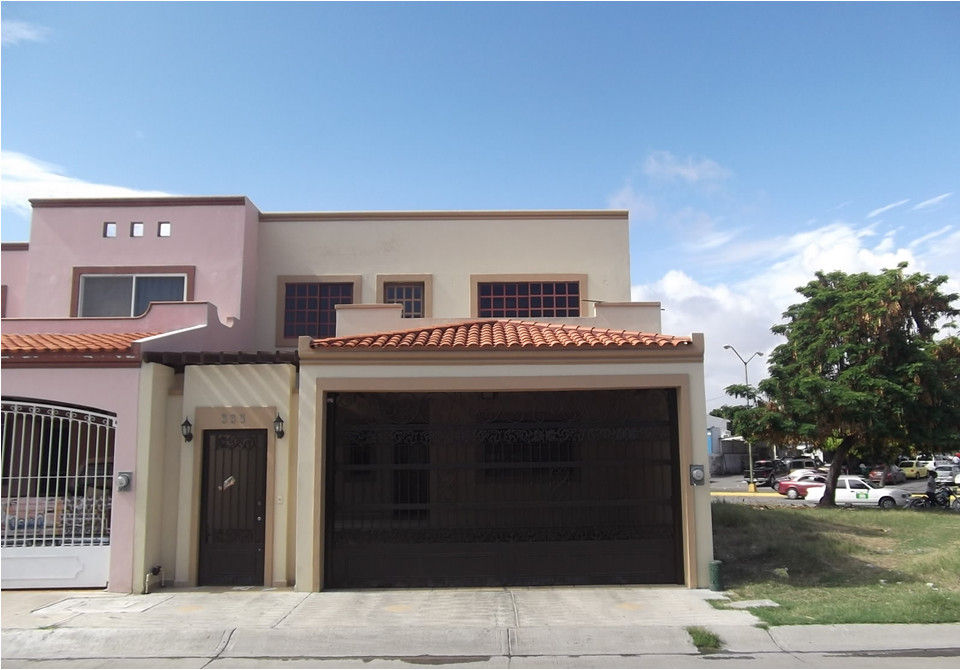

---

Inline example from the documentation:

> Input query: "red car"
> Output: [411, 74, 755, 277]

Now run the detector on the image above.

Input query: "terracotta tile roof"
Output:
[1, 332, 159, 354]
[311, 320, 691, 351]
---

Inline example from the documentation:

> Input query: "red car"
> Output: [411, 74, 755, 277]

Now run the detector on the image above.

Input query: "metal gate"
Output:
[1, 398, 115, 588]
[325, 389, 683, 588]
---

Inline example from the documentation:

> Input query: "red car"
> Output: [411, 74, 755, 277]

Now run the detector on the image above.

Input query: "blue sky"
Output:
[2, 2, 958, 408]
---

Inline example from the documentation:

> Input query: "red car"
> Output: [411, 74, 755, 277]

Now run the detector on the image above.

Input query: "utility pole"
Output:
[724, 345, 763, 493]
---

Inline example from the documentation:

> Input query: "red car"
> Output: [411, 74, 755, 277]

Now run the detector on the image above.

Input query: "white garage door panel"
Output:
[2, 546, 110, 589]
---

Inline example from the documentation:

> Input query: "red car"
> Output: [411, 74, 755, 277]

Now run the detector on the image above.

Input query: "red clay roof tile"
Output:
[1, 332, 159, 354]
[311, 319, 691, 351]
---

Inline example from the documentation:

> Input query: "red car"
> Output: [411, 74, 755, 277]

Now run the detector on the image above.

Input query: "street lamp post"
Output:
[724, 345, 764, 493]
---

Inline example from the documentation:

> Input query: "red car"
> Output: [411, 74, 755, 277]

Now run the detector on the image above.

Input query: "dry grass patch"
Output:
[712, 502, 960, 624]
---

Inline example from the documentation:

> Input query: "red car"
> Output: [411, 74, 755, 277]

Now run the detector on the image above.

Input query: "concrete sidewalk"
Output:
[2, 587, 959, 668]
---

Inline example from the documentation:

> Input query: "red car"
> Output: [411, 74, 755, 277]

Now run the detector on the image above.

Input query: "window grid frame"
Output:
[476, 280, 581, 319]
[383, 281, 425, 318]
[282, 281, 354, 340]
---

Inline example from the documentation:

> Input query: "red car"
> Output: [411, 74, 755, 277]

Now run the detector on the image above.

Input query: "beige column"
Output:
[294, 372, 322, 591]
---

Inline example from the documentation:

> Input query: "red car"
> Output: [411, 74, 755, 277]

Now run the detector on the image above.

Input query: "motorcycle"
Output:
[909, 484, 960, 511]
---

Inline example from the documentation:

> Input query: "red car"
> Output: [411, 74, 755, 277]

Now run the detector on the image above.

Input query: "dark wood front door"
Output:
[198, 429, 267, 586]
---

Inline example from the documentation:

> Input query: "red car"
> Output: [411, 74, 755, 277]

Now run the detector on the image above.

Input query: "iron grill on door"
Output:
[325, 389, 683, 588]
[198, 429, 267, 586]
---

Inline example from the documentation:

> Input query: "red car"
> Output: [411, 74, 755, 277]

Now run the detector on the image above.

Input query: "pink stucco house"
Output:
[1, 196, 712, 593]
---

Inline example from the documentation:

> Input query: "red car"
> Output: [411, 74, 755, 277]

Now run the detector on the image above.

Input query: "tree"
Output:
[749, 264, 959, 506]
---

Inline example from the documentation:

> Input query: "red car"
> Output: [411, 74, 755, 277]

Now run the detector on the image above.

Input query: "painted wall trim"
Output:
[260, 209, 629, 222]
[30, 196, 250, 208]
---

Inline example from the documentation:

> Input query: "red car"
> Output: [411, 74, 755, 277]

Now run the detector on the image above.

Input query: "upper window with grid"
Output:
[477, 281, 580, 318]
[283, 282, 353, 339]
[383, 281, 425, 318]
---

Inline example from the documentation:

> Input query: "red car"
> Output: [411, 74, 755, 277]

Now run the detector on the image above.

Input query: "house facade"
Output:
[1, 196, 712, 593]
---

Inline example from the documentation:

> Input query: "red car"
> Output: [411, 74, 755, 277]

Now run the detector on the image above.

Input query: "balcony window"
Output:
[78, 274, 186, 317]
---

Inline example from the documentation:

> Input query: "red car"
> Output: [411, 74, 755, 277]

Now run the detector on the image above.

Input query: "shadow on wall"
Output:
[186, 364, 294, 410]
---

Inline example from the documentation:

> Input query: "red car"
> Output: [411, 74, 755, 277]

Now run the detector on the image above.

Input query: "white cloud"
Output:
[642, 150, 731, 185]
[1, 151, 174, 217]
[909, 225, 953, 249]
[867, 199, 909, 219]
[913, 192, 953, 210]
[670, 207, 740, 251]
[632, 221, 946, 410]
[1, 20, 49, 45]
[607, 182, 657, 222]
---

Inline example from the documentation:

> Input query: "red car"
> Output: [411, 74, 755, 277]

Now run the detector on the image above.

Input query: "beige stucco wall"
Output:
[161, 383, 184, 579]
[295, 356, 712, 591]
[255, 214, 631, 349]
[175, 364, 298, 587]
[132, 363, 176, 593]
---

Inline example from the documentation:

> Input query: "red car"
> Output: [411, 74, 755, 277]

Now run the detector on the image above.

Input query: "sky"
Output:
[2, 2, 958, 409]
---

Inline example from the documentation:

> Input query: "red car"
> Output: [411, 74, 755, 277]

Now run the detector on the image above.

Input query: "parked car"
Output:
[776, 473, 827, 499]
[897, 460, 928, 479]
[783, 457, 819, 472]
[805, 475, 912, 508]
[743, 459, 788, 486]
[868, 464, 906, 485]
[934, 464, 960, 485]
[776, 468, 821, 480]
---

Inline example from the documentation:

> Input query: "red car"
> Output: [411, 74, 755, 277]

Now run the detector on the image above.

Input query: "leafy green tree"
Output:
[746, 264, 958, 505]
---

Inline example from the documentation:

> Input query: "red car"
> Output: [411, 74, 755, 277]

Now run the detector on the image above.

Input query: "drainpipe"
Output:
[143, 565, 163, 594]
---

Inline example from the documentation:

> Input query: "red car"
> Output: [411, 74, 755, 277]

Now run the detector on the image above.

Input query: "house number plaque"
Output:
[220, 411, 247, 425]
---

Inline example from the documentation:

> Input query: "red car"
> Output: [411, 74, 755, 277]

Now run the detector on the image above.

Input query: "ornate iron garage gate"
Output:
[325, 389, 683, 588]
[1, 398, 115, 588]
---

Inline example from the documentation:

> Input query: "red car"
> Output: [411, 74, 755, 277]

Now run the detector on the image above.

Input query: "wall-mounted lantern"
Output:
[181, 418, 194, 442]
[273, 413, 285, 439]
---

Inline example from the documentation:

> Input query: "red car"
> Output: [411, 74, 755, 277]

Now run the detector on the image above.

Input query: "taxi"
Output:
[898, 460, 928, 479]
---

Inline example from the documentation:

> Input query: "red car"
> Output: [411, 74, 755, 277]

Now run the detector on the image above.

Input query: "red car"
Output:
[776, 473, 827, 499]
[868, 465, 907, 485]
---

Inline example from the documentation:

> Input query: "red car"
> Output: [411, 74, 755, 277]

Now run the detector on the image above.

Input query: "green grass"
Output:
[686, 626, 723, 653]
[711, 502, 960, 624]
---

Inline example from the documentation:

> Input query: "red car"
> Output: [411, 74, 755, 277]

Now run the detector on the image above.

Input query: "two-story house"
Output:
[1, 196, 711, 593]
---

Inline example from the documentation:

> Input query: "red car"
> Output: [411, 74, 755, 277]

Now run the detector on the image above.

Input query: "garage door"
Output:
[325, 389, 682, 588]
